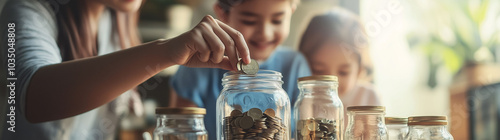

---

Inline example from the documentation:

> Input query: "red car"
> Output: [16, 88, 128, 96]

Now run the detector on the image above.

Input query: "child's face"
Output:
[221, 0, 293, 61]
[309, 41, 360, 96]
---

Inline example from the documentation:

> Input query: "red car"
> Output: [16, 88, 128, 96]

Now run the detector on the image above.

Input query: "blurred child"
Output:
[299, 8, 381, 122]
[169, 0, 311, 139]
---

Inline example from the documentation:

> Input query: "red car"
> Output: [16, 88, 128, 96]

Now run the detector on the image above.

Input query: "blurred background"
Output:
[134, 0, 500, 139]
[1, 0, 499, 139]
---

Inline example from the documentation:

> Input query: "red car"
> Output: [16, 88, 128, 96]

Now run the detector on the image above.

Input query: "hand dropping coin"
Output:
[237, 59, 259, 74]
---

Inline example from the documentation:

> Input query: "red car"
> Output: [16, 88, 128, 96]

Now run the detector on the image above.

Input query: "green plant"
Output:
[407, 0, 500, 88]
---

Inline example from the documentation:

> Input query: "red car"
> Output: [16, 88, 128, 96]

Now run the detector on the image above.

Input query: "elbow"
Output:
[25, 91, 52, 123]
[25, 102, 45, 123]
[26, 113, 43, 123]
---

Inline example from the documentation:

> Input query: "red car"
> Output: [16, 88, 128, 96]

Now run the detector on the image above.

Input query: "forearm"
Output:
[25, 40, 172, 123]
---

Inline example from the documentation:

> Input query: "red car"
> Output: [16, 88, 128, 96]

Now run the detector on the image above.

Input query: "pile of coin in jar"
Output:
[296, 118, 337, 140]
[224, 108, 285, 140]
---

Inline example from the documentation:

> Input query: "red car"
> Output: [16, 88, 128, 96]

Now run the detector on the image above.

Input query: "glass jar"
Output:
[385, 117, 408, 140]
[405, 116, 453, 140]
[216, 70, 290, 140]
[294, 75, 343, 140]
[154, 107, 208, 140]
[345, 106, 388, 140]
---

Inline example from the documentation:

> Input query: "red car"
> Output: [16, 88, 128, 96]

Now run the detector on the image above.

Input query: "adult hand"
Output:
[162, 15, 251, 71]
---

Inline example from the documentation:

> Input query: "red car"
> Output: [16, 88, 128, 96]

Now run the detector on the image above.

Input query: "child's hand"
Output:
[162, 15, 251, 71]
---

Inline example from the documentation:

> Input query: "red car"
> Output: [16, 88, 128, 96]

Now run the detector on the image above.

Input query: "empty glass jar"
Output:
[216, 70, 290, 140]
[385, 117, 408, 140]
[345, 106, 388, 140]
[294, 75, 343, 140]
[405, 116, 453, 140]
[154, 107, 208, 140]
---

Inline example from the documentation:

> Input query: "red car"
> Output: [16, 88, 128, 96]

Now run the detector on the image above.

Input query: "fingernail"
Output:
[247, 56, 251, 64]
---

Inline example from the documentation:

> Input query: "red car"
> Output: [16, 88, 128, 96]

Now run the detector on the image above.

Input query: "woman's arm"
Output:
[25, 15, 250, 123]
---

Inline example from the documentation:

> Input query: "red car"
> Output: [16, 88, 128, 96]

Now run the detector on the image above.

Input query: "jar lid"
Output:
[298, 75, 338, 82]
[347, 106, 385, 112]
[385, 117, 408, 124]
[408, 116, 447, 125]
[155, 107, 206, 115]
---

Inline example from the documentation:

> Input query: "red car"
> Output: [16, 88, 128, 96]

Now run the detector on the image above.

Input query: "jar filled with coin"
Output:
[154, 107, 208, 140]
[294, 75, 344, 140]
[345, 106, 388, 140]
[216, 69, 290, 140]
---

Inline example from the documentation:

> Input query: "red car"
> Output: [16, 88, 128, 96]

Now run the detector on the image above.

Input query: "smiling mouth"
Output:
[249, 41, 276, 50]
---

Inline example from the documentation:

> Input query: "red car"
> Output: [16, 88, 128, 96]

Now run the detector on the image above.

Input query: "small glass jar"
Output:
[216, 70, 290, 140]
[294, 75, 343, 140]
[154, 107, 208, 140]
[405, 116, 453, 140]
[345, 106, 388, 140]
[385, 117, 408, 140]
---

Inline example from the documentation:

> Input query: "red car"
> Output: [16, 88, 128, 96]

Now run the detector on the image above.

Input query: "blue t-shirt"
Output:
[170, 47, 311, 140]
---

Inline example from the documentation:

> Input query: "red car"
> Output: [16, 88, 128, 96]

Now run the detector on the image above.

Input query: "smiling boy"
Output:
[169, 0, 310, 139]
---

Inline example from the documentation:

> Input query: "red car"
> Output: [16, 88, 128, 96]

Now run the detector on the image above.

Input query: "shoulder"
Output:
[173, 66, 218, 76]
[270, 47, 309, 66]
[356, 83, 377, 95]
[1, 0, 58, 36]
[267, 47, 311, 85]
[355, 83, 382, 105]
[274, 47, 306, 59]
[169, 66, 225, 101]
[170, 66, 224, 84]
[2, 0, 56, 22]
[266, 47, 311, 75]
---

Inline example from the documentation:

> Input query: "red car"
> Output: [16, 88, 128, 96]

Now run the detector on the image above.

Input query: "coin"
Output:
[239, 116, 254, 129]
[236, 60, 243, 72]
[255, 137, 266, 140]
[319, 125, 328, 132]
[307, 120, 318, 131]
[248, 108, 263, 120]
[248, 129, 263, 133]
[231, 110, 243, 117]
[234, 134, 245, 139]
[234, 117, 242, 128]
[264, 108, 275, 117]
[255, 117, 266, 122]
[239, 59, 259, 74]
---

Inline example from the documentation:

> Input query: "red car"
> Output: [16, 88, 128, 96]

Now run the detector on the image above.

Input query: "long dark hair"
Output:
[56, 0, 141, 61]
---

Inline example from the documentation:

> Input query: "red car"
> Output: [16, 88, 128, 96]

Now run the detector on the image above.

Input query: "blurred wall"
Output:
[360, 0, 452, 118]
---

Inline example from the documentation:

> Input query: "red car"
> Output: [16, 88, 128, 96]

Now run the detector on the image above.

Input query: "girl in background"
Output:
[299, 8, 381, 122]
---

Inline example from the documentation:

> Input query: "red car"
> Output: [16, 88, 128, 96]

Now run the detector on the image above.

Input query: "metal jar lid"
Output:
[155, 107, 206, 115]
[298, 75, 338, 82]
[385, 117, 408, 124]
[408, 116, 447, 125]
[347, 106, 385, 112]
